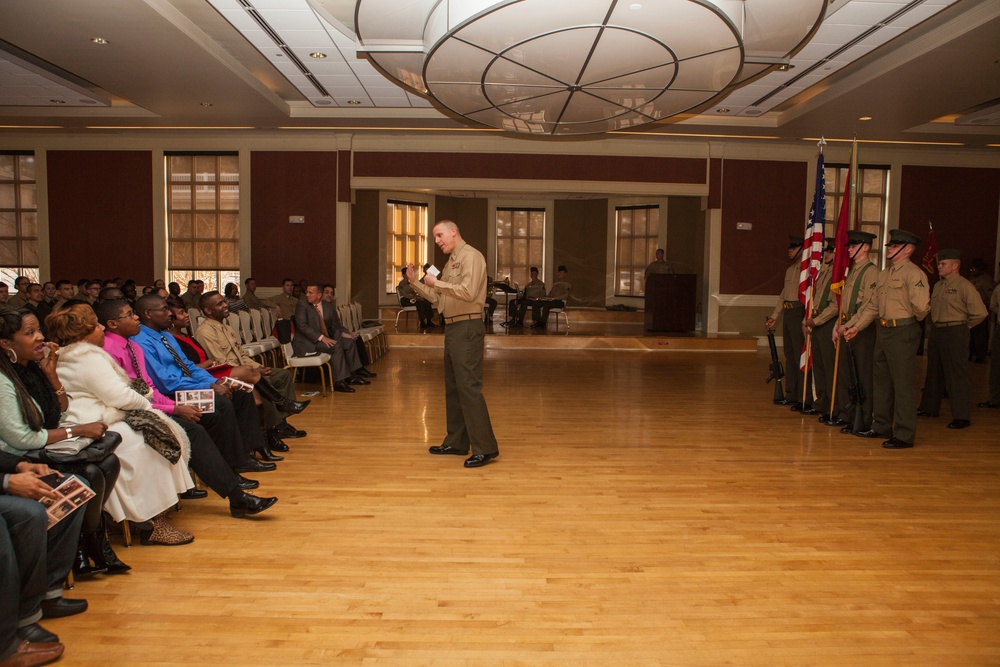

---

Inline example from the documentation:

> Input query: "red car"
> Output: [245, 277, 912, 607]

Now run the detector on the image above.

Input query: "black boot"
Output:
[83, 516, 131, 575]
[73, 539, 107, 579]
[257, 378, 310, 415]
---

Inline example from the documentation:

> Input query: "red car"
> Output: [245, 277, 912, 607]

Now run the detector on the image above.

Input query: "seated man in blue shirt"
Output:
[131, 294, 275, 474]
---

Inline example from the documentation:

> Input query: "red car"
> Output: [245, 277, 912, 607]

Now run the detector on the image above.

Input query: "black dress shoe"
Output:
[229, 491, 278, 518]
[237, 475, 259, 490]
[977, 400, 1000, 408]
[428, 444, 468, 456]
[179, 488, 208, 500]
[347, 376, 370, 386]
[916, 409, 935, 417]
[277, 423, 306, 439]
[799, 407, 820, 416]
[267, 431, 290, 452]
[947, 419, 971, 429]
[840, 425, 855, 434]
[817, 413, 831, 423]
[40, 597, 88, 619]
[17, 622, 59, 644]
[333, 381, 355, 393]
[789, 402, 804, 412]
[356, 368, 377, 379]
[278, 399, 310, 415]
[855, 429, 884, 439]
[464, 452, 499, 468]
[773, 398, 792, 406]
[826, 418, 849, 427]
[234, 458, 276, 473]
[882, 437, 913, 449]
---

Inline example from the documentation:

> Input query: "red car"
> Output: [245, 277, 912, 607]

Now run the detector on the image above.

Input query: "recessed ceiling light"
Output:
[200, 102, 213, 107]
[310, 52, 327, 59]
[49, 99, 66, 104]
[347, 100, 362, 105]
[629, 3, 642, 9]
[91, 37, 109, 45]
[859, 116, 873, 121]
[716, 108, 730, 113]
[777, 63, 794, 71]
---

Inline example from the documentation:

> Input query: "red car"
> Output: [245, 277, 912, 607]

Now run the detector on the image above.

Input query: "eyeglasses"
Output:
[108, 310, 138, 320]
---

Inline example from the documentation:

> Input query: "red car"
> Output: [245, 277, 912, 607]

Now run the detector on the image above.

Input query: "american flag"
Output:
[798, 151, 826, 372]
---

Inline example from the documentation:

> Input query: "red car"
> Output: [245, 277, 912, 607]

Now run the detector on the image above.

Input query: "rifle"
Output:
[765, 329, 785, 403]
[843, 339, 867, 433]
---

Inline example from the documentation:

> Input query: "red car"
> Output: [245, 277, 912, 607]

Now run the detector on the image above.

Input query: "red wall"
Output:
[719, 159, 809, 295]
[354, 152, 707, 184]
[46, 150, 154, 283]
[898, 165, 1000, 274]
[249, 151, 338, 286]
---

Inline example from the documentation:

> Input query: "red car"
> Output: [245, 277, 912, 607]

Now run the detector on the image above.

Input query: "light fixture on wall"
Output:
[356, 0, 826, 136]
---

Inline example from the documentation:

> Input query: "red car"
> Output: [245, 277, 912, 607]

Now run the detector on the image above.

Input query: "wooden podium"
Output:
[644, 273, 696, 332]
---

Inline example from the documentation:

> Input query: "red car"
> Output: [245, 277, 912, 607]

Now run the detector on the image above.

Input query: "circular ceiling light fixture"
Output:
[356, 0, 826, 136]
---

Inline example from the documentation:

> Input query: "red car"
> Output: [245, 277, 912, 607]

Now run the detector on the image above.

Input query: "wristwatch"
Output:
[65, 426, 73, 439]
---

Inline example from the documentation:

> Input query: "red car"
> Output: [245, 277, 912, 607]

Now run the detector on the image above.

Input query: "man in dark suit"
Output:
[292, 284, 376, 393]
[1, 452, 88, 664]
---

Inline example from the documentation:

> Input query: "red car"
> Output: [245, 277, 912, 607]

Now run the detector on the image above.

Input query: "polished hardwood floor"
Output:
[50, 348, 999, 666]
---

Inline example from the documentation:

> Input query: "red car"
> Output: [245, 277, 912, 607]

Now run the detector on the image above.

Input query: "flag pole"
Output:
[828, 135, 858, 419]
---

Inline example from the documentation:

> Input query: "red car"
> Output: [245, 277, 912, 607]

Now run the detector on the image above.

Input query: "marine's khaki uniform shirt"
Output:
[838, 260, 880, 328]
[409, 240, 487, 319]
[268, 292, 300, 319]
[850, 258, 930, 331]
[243, 290, 265, 310]
[195, 316, 261, 368]
[770, 262, 802, 321]
[970, 273, 996, 307]
[929, 274, 987, 328]
[812, 262, 838, 325]
[523, 278, 546, 299]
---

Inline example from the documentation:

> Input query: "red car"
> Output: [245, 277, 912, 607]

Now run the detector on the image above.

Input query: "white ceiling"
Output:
[0, 0, 998, 146]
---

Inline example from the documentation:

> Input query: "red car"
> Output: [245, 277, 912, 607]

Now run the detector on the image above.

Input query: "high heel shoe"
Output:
[72, 545, 107, 579]
[83, 515, 131, 574]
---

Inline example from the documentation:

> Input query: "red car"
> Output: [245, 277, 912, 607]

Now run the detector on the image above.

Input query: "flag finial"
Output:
[817, 136, 826, 153]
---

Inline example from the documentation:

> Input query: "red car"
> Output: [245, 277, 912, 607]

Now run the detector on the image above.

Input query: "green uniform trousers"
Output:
[782, 304, 806, 403]
[442, 319, 498, 456]
[259, 367, 296, 430]
[872, 323, 921, 444]
[836, 325, 875, 429]
[919, 325, 972, 420]
[811, 319, 838, 415]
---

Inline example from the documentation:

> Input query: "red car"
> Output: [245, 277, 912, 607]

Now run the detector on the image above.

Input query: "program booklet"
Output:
[220, 375, 254, 393]
[38, 474, 96, 529]
[175, 389, 215, 413]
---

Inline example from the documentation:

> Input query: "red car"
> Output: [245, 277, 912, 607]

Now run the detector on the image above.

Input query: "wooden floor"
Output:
[51, 349, 999, 666]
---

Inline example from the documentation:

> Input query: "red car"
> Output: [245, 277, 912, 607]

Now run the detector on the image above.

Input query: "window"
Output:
[0, 152, 39, 286]
[614, 205, 660, 297]
[166, 153, 240, 292]
[495, 208, 544, 287]
[386, 200, 429, 293]
[825, 165, 889, 265]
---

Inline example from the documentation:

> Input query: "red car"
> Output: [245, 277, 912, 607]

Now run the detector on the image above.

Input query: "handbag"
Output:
[122, 410, 182, 464]
[24, 431, 122, 465]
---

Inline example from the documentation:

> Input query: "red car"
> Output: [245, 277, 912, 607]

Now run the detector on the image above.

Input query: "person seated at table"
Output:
[520, 266, 570, 329]
[397, 267, 435, 329]
[47, 305, 196, 546]
[511, 267, 546, 326]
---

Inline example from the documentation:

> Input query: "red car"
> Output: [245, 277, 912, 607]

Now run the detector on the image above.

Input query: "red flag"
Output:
[829, 138, 857, 302]
[921, 222, 938, 275]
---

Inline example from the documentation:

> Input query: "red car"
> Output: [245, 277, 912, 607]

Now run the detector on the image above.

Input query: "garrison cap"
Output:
[846, 230, 876, 246]
[789, 236, 804, 248]
[885, 229, 921, 246]
[937, 248, 961, 261]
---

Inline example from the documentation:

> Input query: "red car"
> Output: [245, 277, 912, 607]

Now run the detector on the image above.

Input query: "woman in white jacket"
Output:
[47, 304, 196, 547]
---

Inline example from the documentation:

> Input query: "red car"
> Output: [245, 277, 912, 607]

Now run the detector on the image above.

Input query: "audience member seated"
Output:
[293, 283, 377, 393]
[42, 283, 57, 308]
[75, 279, 90, 302]
[96, 300, 276, 519]
[0, 283, 8, 308]
[47, 305, 195, 547]
[83, 281, 101, 305]
[223, 283, 248, 312]
[167, 282, 181, 299]
[519, 265, 571, 329]
[23, 285, 52, 339]
[268, 278, 300, 320]
[241, 277, 265, 311]
[131, 294, 275, 474]
[397, 268, 435, 329]
[196, 291, 309, 451]
[6, 277, 30, 309]
[179, 280, 202, 310]
[484, 277, 498, 325]
[1, 451, 86, 666]
[510, 267, 546, 326]
[53, 281, 74, 310]
[97, 286, 124, 304]
[0, 308, 128, 579]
